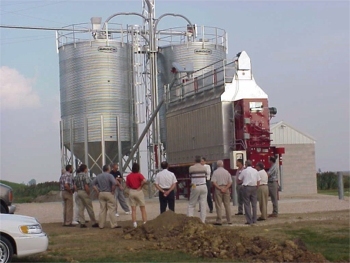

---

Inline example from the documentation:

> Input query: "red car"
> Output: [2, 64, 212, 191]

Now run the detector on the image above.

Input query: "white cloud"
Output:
[0, 66, 40, 110]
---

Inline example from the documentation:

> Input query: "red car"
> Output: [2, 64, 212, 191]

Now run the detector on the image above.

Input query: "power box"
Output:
[230, 151, 247, 169]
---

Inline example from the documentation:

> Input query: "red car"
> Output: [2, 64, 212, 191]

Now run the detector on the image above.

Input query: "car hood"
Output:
[0, 183, 13, 191]
[0, 214, 38, 225]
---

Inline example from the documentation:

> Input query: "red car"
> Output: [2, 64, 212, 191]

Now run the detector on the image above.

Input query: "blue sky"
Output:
[0, 0, 349, 183]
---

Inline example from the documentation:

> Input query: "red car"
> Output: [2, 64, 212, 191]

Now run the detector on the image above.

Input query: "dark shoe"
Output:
[227, 222, 232, 225]
[80, 224, 87, 228]
[244, 222, 251, 225]
[198, 210, 201, 212]
[112, 226, 122, 229]
[268, 214, 278, 218]
[209, 210, 213, 213]
[257, 217, 266, 221]
[91, 223, 99, 228]
[63, 224, 75, 227]
[213, 222, 222, 226]
[235, 212, 243, 215]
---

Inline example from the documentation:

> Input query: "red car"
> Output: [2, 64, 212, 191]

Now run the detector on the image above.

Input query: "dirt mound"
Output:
[33, 191, 61, 203]
[123, 211, 327, 263]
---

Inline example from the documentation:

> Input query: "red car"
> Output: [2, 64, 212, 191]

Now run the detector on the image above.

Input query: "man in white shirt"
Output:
[238, 160, 260, 225]
[256, 162, 268, 221]
[155, 161, 178, 214]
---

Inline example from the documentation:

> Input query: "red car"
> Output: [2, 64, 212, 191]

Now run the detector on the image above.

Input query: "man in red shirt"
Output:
[126, 163, 147, 228]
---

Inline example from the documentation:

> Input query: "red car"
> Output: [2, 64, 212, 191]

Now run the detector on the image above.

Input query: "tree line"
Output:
[317, 172, 349, 190]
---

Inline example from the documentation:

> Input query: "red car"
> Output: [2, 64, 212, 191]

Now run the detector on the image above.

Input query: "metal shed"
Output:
[270, 121, 317, 195]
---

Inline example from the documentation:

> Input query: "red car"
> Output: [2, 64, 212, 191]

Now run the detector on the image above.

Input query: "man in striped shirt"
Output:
[187, 156, 208, 223]
[74, 164, 99, 228]
[59, 165, 74, 227]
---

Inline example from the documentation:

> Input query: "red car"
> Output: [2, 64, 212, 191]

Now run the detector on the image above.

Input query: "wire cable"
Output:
[0, 25, 89, 32]
[0, 1, 69, 26]
[0, 36, 54, 45]
[0, 34, 49, 40]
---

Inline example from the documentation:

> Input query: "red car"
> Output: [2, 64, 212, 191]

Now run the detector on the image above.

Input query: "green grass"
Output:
[14, 251, 235, 263]
[318, 189, 350, 197]
[12, 255, 66, 262]
[90, 251, 234, 262]
[285, 227, 350, 262]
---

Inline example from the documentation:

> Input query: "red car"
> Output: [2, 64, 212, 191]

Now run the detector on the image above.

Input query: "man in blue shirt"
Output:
[92, 165, 121, 229]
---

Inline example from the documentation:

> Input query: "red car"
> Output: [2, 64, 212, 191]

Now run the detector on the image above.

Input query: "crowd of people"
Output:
[59, 156, 279, 228]
[234, 156, 279, 224]
[59, 162, 147, 229]
[184, 155, 279, 225]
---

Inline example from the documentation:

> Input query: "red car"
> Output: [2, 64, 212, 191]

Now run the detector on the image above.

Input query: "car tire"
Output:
[0, 236, 13, 263]
[0, 205, 7, 214]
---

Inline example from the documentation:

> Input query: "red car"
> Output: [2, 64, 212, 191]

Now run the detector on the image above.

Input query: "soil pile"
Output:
[123, 211, 327, 263]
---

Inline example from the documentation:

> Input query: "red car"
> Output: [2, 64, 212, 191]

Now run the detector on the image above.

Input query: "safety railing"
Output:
[157, 25, 227, 49]
[168, 59, 236, 103]
[56, 23, 130, 48]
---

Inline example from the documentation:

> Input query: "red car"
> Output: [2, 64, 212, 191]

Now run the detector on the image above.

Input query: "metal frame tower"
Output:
[142, 0, 161, 183]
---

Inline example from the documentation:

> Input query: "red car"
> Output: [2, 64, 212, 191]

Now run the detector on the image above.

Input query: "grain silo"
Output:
[57, 20, 136, 174]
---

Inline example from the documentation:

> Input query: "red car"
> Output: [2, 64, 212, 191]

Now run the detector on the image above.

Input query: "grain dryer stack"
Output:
[157, 26, 228, 148]
[165, 51, 284, 176]
[57, 21, 136, 174]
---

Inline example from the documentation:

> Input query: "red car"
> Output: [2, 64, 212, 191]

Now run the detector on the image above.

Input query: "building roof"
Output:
[270, 121, 315, 145]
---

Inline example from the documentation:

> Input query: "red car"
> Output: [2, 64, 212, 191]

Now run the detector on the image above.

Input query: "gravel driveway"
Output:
[14, 193, 349, 225]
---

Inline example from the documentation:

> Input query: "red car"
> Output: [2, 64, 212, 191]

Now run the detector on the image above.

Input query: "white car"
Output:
[0, 214, 48, 263]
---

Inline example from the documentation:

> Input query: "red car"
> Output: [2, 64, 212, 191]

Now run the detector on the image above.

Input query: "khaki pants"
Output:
[73, 192, 80, 222]
[257, 185, 268, 219]
[268, 181, 278, 215]
[129, 189, 145, 207]
[77, 190, 97, 224]
[214, 188, 232, 224]
[187, 184, 207, 223]
[61, 191, 73, 225]
[98, 192, 119, 228]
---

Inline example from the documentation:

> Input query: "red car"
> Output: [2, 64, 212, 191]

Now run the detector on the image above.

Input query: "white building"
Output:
[270, 121, 317, 195]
